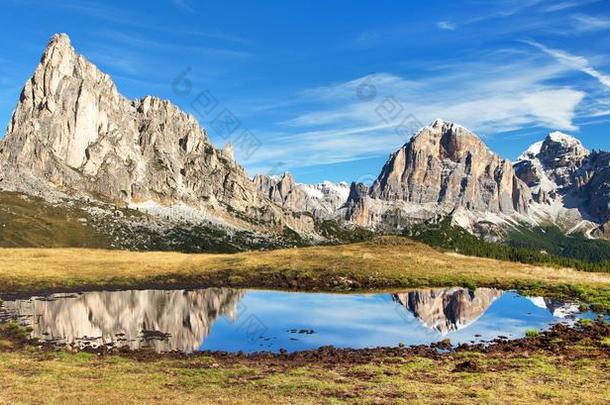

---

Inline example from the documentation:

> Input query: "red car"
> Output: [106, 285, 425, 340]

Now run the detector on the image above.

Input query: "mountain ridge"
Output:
[343, 119, 532, 233]
[0, 33, 317, 243]
[1, 33, 610, 250]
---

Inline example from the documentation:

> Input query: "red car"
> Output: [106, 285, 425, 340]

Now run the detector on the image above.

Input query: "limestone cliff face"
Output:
[514, 132, 589, 204]
[393, 287, 503, 334]
[343, 182, 370, 226]
[0, 34, 312, 233]
[345, 120, 531, 227]
[515, 133, 610, 236]
[253, 172, 349, 219]
[370, 120, 530, 213]
[1, 288, 244, 353]
[581, 151, 610, 224]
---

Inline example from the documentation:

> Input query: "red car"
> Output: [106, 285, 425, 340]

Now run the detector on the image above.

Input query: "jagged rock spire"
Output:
[0, 33, 315, 235]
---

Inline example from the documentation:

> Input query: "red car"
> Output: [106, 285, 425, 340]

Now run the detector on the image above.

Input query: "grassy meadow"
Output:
[0, 236, 609, 311]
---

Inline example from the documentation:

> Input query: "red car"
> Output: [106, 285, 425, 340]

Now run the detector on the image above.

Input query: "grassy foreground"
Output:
[1, 237, 610, 403]
[0, 321, 609, 404]
[0, 351, 607, 404]
[1, 236, 610, 310]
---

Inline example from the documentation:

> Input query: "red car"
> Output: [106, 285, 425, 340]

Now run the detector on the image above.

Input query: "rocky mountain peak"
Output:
[513, 132, 610, 239]
[0, 33, 315, 235]
[44, 33, 73, 55]
[412, 119, 485, 162]
[514, 131, 590, 201]
[539, 131, 589, 168]
[427, 118, 469, 133]
[39, 33, 75, 70]
[48, 32, 72, 47]
[362, 120, 530, 218]
[393, 288, 503, 334]
[253, 172, 349, 219]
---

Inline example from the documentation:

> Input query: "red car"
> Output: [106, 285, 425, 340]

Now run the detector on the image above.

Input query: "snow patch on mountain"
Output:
[253, 173, 350, 219]
[548, 131, 584, 148]
[517, 141, 543, 162]
[299, 181, 351, 203]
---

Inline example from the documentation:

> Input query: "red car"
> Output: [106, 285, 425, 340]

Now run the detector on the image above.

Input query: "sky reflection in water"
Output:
[0, 287, 593, 353]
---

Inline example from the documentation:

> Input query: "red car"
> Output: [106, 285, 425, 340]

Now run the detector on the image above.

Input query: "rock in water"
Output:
[0, 33, 313, 234]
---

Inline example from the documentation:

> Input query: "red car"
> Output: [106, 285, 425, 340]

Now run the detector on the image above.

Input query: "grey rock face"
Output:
[514, 132, 589, 204]
[515, 133, 610, 234]
[253, 172, 349, 219]
[579, 151, 610, 223]
[345, 120, 531, 227]
[0, 34, 313, 234]
[370, 120, 530, 213]
[538, 133, 589, 186]
[342, 182, 371, 226]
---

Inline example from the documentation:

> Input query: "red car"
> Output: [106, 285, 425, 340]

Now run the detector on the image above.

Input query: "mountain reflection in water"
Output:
[1, 288, 243, 352]
[0, 287, 586, 353]
[393, 287, 503, 334]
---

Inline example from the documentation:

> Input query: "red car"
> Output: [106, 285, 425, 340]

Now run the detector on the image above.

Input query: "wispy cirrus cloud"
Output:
[284, 60, 584, 132]
[436, 21, 456, 31]
[544, 0, 600, 12]
[189, 30, 252, 45]
[8, 0, 143, 27]
[525, 40, 610, 88]
[571, 14, 610, 32]
[424, 1, 604, 37]
[242, 52, 589, 173]
[244, 124, 402, 173]
[437, 0, 546, 30]
[85, 48, 143, 75]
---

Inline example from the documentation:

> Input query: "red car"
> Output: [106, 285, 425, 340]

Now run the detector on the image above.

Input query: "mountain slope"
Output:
[2, 34, 609, 250]
[515, 132, 610, 237]
[253, 172, 349, 219]
[0, 33, 314, 237]
[344, 120, 531, 231]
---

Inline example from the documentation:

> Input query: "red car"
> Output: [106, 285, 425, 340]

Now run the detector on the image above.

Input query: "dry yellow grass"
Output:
[0, 350, 608, 404]
[0, 237, 609, 309]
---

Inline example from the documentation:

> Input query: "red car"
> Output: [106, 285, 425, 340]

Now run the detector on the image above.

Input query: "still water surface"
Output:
[0, 287, 595, 353]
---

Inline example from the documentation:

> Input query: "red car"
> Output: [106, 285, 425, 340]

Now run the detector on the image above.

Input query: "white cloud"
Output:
[545, 0, 600, 12]
[240, 54, 589, 173]
[587, 109, 610, 117]
[437, 21, 456, 31]
[523, 89, 585, 129]
[284, 61, 584, 132]
[240, 123, 404, 174]
[525, 40, 610, 88]
[571, 14, 610, 32]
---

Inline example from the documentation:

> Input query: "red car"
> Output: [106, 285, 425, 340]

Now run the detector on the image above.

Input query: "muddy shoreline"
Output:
[3, 319, 608, 368]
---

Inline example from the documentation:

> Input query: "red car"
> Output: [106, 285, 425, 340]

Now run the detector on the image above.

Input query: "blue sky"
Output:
[1, 0, 610, 184]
